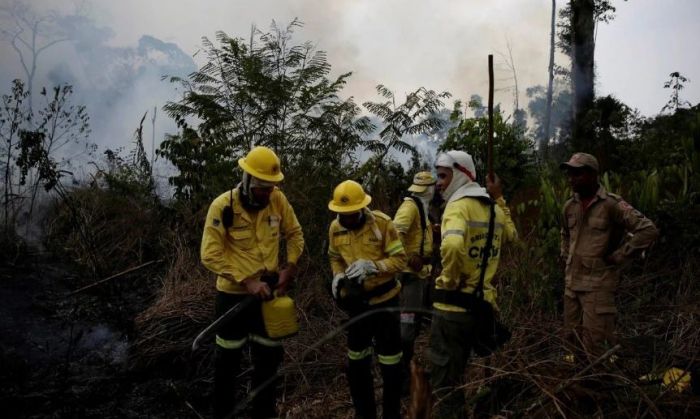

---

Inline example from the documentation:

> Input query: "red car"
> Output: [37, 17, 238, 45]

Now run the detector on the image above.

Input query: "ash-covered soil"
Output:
[0, 255, 209, 419]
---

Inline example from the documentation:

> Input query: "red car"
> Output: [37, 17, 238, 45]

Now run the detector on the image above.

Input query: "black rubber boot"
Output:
[250, 344, 284, 419]
[347, 357, 377, 419]
[380, 363, 403, 419]
[214, 346, 242, 419]
[400, 340, 414, 395]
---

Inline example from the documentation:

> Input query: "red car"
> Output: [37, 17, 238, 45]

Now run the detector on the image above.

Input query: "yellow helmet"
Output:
[238, 146, 284, 182]
[328, 180, 372, 213]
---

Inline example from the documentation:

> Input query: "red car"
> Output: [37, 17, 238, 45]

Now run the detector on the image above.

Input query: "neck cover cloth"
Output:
[239, 172, 276, 211]
[412, 186, 434, 214]
[435, 151, 489, 203]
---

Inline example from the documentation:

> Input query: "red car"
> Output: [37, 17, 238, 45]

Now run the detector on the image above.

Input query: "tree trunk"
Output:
[571, 0, 595, 151]
[542, 0, 556, 157]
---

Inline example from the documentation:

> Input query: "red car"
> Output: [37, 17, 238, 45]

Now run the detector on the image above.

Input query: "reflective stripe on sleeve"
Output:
[348, 347, 373, 360]
[393, 223, 409, 233]
[441, 229, 464, 238]
[378, 351, 403, 365]
[466, 221, 504, 230]
[216, 335, 247, 350]
[385, 240, 404, 255]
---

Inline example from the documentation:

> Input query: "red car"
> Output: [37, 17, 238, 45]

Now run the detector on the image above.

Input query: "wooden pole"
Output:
[488, 54, 494, 180]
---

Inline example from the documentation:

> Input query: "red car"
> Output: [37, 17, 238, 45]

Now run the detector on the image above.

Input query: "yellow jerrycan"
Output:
[261, 293, 299, 339]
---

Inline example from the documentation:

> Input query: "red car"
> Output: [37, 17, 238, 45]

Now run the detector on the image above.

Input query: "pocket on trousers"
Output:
[594, 291, 617, 314]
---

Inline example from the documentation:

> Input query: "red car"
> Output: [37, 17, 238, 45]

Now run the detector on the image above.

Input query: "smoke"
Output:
[0, 3, 196, 172]
[0, 1, 558, 160]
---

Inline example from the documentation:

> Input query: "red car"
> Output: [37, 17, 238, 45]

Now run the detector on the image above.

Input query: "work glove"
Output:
[331, 273, 345, 300]
[345, 259, 378, 282]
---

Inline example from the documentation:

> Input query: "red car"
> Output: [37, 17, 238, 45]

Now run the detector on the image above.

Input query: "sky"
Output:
[1, 0, 699, 155]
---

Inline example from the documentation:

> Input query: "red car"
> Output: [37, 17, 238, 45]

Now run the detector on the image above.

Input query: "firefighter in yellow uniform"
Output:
[392, 171, 436, 381]
[201, 146, 304, 419]
[327, 180, 407, 419]
[428, 151, 517, 419]
[560, 152, 658, 361]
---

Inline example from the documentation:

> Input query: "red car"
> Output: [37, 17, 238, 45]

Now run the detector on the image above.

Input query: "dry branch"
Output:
[66, 259, 162, 296]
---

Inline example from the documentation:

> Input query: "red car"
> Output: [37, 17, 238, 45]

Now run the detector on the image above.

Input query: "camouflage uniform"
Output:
[561, 185, 658, 357]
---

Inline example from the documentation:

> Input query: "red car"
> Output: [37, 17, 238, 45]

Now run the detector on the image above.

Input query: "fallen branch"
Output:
[66, 259, 162, 296]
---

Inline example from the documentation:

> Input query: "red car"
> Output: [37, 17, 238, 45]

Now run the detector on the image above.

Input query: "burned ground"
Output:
[2, 242, 699, 418]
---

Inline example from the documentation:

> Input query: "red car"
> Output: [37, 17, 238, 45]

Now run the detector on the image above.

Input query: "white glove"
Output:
[345, 259, 378, 282]
[331, 273, 345, 300]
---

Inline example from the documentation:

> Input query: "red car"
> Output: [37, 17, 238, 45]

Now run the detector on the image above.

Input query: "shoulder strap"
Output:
[408, 196, 426, 257]
[368, 210, 383, 241]
[475, 200, 496, 299]
[222, 188, 235, 232]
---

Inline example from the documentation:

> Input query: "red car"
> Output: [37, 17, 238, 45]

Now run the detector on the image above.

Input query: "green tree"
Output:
[543, 0, 557, 156]
[0, 79, 29, 232]
[161, 20, 371, 208]
[662, 72, 691, 114]
[570, 0, 596, 151]
[440, 100, 535, 197]
[527, 81, 573, 151]
[16, 84, 92, 227]
[100, 111, 156, 198]
[361, 84, 450, 207]
[557, 0, 625, 150]
[587, 95, 638, 171]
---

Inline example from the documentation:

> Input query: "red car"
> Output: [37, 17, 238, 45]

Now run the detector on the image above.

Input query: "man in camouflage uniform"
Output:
[560, 152, 658, 360]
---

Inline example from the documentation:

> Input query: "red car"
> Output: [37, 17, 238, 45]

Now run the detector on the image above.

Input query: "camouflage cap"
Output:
[560, 152, 599, 172]
[407, 171, 436, 193]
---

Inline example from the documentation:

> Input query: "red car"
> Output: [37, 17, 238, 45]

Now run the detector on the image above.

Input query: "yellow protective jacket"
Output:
[328, 208, 407, 304]
[561, 185, 658, 292]
[201, 187, 304, 294]
[393, 197, 433, 278]
[435, 196, 517, 312]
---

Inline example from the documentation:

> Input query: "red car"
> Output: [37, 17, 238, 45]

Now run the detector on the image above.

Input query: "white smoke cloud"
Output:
[2, 0, 698, 161]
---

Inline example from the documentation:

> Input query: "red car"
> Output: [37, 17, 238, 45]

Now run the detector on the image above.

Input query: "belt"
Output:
[364, 279, 399, 300]
[432, 288, 479, 309]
